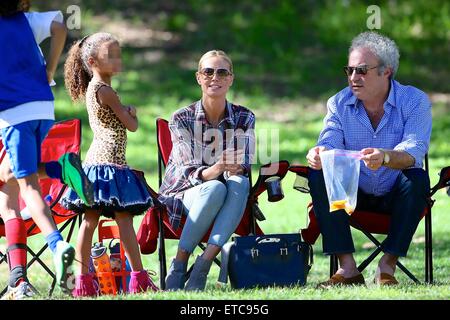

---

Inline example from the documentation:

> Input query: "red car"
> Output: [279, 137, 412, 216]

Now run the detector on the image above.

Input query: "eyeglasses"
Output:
[200, 68, 232, 78]
[343, 65, 379, 76]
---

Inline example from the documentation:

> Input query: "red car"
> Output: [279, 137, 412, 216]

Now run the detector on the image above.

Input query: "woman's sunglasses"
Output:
[343, 65, 378, 76]
[200, 68, 232, 78]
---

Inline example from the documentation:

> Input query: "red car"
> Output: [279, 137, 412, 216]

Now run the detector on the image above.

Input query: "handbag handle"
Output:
[251, 236, 290, 258]
[255, 236, 288, 247]
[251, 237, 315, 268]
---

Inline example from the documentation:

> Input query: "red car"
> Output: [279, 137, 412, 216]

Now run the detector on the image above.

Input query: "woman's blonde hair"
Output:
[198, 50, 233, 73]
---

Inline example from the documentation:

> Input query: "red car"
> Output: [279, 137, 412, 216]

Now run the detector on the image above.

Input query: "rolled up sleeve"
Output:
[394, 94, 432, 168]
[169, 117, 207, 187]
[241, 113, 255, 175]
[317, 97, 345, 150]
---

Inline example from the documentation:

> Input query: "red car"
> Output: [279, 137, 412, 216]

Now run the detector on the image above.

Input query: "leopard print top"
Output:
[84, 79, 127, 166]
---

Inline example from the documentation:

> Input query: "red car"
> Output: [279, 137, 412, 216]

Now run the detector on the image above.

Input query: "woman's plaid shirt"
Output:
[158, 100, 256, 230]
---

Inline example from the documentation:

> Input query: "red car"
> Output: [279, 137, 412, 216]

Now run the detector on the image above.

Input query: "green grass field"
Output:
[0, 0, 449, 301]
[1, 97, 448, 300]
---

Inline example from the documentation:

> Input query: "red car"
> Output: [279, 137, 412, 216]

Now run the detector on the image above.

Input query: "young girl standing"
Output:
[61, 32, 158, 296]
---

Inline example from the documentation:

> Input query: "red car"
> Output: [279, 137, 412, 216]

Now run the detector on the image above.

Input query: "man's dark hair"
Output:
[0, 0, 21, 17]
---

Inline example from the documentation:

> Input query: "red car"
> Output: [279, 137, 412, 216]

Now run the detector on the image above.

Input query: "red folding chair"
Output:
[0, 119, 83, 295]
[289, 159, 450, 283]
[137, 118, 290, 289]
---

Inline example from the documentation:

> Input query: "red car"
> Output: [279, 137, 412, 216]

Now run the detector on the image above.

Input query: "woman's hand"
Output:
[224, 165, 244, 177]
[200, 149, 245, 181]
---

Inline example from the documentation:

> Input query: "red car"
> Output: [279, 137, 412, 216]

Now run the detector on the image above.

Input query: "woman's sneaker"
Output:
[53, 241, 75, 293]
[1, 281, 38, 300]
[58, 153, 94, 205]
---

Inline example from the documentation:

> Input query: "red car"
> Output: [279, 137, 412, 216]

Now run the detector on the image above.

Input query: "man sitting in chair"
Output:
[306, 31, 431, 287]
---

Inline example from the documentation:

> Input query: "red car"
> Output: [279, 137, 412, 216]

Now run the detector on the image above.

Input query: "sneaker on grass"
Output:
[1, 281, 38, 300]
[53, 241, 75, 294]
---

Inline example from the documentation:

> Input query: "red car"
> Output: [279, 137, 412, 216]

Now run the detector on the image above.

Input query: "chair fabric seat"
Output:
[301, 205, 430, 245]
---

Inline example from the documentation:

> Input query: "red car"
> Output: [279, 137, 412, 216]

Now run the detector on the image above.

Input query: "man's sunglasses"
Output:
[200, 68, 232, 78]
[343, 65, 378, 76]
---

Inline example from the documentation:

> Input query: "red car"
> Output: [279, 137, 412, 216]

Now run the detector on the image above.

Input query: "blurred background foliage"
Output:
[34, 0, 450, 100]
[3, 1, 448, 296]
[31, 0, 450, 172]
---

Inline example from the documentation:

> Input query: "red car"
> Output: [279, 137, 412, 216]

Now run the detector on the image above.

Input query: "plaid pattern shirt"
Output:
[317, 79, 432, 196]
[158, 100, 256, 230]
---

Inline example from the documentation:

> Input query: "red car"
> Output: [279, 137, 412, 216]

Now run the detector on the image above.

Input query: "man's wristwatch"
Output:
[381, 149, 390, 166]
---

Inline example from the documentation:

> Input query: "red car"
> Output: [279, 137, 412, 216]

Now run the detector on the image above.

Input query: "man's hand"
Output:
[306, 146, 327, 170]
[360, 148, 384, 170]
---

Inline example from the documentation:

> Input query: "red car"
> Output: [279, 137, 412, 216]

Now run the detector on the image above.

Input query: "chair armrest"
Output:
[430, 166, 450, 196]
[288, 164, 309, 178]
[288, 164, 311, 193]
[249, 160, 290, 200]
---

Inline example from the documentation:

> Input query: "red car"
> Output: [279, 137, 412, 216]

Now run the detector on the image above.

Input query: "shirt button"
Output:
[373, 135, 377, 138]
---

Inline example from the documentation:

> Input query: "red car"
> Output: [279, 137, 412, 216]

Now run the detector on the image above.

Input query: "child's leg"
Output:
[0, 156, 16, 184]
[72, 209, 99, 297]
[2, 154, 52, 181]
[16, 173, 76, 292]
[114, 211, 159, 293]
[2, 120, 75, 291]
[0, 181, 27, 288]
[114, 211, 143, 271]
[75, 210, 99, 275]
[16, 174, 57, 236]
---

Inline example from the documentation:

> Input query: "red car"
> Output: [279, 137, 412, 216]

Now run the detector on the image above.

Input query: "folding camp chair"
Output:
[0, 118, 83, 296]
[289, 158, 450, 284]
[137, 118, 290, 289]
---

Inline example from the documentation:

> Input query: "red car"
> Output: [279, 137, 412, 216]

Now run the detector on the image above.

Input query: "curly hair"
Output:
[64, 32, 118, 102]
[350, 31, 400, 79]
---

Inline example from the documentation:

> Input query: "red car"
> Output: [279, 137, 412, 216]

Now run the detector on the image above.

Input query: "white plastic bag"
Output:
[320, 149, 361, 214]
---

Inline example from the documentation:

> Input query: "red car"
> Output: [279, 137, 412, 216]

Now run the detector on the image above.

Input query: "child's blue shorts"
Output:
[1, 119, 54, 179]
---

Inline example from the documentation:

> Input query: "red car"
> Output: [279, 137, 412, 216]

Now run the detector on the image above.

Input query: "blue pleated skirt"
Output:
[60, 164, 154, 218]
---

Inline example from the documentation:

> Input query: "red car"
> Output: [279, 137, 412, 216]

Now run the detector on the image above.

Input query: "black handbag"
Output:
[228, 233, 313, 289]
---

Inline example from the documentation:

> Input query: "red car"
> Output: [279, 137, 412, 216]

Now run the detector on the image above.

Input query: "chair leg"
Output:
[158, 209, 167, 290]
[197, 243, 221, 267]
[358, 246, 383, 273]
[357, 228, 421, 283]
[330, 255, 338, 277]
[25, 215, 80, 296]
[425, 212, 433, 284]
[1, 251, 9, 296]
[0, 251, 6, 264]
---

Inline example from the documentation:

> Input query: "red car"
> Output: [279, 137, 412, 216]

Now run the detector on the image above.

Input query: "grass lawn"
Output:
[1, 95, 448, 301]
[1, 1, 449, 300]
